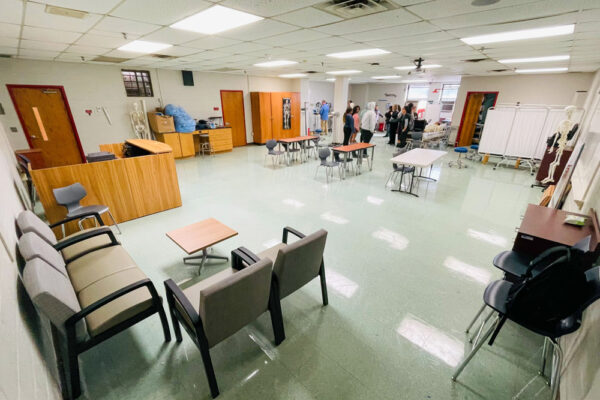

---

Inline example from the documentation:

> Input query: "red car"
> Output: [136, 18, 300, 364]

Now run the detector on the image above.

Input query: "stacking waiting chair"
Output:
[53, 183, 121, 236]
[385, 148, 415, 188]
[164, 254, 284, 398]
[454, 244, 600, 400]
[315, 148, 341, 183]
[264, 139, 285, 166]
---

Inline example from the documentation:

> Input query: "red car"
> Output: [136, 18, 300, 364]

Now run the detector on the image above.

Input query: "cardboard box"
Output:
[147, 112, 175, 133]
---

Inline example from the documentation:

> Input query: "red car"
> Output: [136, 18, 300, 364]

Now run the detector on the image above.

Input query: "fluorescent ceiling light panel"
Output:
[326, 48, 390, 59]
[254, 60, 297, 67]
[516, 67, 568, 73]
[461, 24, 574, 45]
[171, 5, 263, 35]
[118, 40, 172, 53]
[498, 55, 570, 64]
[279, 73, 306, 78]
[326, 70, 361, 75]
[372, 75, 402, 80]
[394, 64, 441, 70]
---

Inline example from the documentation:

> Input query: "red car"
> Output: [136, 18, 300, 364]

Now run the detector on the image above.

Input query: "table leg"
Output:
[343, 152, 348, 179]
[391, 165, 419, 197]
[370, 146, 375, 171]
[184, 248, 229, 274]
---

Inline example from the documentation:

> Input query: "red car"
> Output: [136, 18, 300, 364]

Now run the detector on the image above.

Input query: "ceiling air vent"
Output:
[45, 5, 88, 19]
[305, 71, 318, 74]
[0, 54, 13, 58]
[463, 58, 489, 63]
[91, 56, 130, 63]
[489, 69, 511, 72]
[315, 0, 398, 19]
[151, 54, 177, 60]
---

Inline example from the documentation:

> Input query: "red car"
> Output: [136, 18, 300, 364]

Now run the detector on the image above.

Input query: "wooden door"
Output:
[290, 92, 301, 137]
[7, 85, 84, 167]
[250, 92, 272, 143]
[220, 90, 247, 147]
[457, 92, 485, 147]
[270, 92, 284, 140]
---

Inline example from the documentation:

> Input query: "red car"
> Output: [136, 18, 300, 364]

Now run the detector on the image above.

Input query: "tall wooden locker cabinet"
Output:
[250, 91, 300, 143]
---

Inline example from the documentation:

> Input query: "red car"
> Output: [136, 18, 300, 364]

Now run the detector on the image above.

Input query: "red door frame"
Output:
[6, 84, 86, 161]
[455, 91, 499, 146]
[220, 90, 247, 145]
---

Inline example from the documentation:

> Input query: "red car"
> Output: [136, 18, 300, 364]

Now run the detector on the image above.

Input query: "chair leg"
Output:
[452, 314, 500, 381]
[319, 262, 328, 306]
[106, 210, 122, 234]
[198, 341, 220, 398]
[268, 287, 286, 345]
[67, 344, 81, 399]
[469, 309, 494, 344]
[549, 340, 563, 400]
[157, 303, 172, 342]
[539, 337, 549, 379]
[164, 287, 183, 342]
[465, 303, 487, 333]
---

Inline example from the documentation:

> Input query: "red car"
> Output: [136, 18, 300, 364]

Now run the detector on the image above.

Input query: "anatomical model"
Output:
[129, 102, 149, 139]
[542, 105, 576, 184]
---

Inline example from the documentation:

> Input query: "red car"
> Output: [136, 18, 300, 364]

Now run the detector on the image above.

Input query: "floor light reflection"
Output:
[320, 212, 349, 224]
[262, 238, 281, 248]
[372, 227, 409, 250]
[443, 256, 492, 285]
[326, 269, 359, 298]
[282, 198, 305, 208]
[467, 228, 508, 247]
[367, 195, 384, 205]
[396, 315, 464, 367]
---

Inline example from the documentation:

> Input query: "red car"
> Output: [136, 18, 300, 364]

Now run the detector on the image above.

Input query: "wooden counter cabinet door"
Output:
[250, 92, 273, 144]
[155, 133, 182, 158]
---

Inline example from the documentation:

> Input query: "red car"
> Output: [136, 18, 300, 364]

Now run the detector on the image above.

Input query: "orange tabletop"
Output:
[166, 218, 238, 254]
[333, 143, 376, 152]
[278, 135, 317, 143]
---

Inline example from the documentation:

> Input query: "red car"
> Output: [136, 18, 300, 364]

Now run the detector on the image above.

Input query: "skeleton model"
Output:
[542, 105, 576, 184]
[129, 101, 150, 139]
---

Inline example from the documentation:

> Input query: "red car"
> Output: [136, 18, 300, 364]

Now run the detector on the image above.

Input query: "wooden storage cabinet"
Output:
[250, 91, 300, 143]
[154, 132, 195, 159]
[198, 128, 233, 153]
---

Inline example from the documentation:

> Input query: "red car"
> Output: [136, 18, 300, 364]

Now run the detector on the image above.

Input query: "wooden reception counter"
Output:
[31, 139, 181, 237]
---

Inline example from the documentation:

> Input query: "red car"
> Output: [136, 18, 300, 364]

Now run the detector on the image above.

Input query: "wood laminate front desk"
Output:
[194, 128, 233, 153]
[31, 139, 182, 237]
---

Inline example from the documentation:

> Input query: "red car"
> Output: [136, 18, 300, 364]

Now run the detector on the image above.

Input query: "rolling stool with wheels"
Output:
[467, 144, 482, 161]
[448, 147, 468, 168]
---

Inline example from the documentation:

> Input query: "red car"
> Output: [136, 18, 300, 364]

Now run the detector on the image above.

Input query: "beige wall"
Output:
[349, 83, 408, 110]
[450, 73, 594, 140]
[0, 122, 62, 399]
[0, 59, 299, 154]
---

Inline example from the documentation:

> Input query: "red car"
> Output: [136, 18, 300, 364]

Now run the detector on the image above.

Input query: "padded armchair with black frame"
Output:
[19, 231, 171, 399]
[164, 251, 284, 398]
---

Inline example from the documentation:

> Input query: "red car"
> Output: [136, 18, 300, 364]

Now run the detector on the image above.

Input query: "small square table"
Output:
[390, 148, 446, 196]
[166, 218, 238, 273]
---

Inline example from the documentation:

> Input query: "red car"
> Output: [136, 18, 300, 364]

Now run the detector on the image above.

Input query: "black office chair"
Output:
[453, 249, 600, 400]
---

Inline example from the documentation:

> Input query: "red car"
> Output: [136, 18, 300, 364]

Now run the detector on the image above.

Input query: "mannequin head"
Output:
[564, 105, 576, 120]
[132, 102, 139, 112]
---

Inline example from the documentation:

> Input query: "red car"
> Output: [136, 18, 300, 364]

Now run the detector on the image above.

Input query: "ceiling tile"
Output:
[178, 50, 230, 62]
[24, 2, 102, 32]
[344, 22, 440, 42]
[0, 46, 18, 55]
[314, 9, 421, 35]
[255, 29, 329, 46]
[578, 8, 600, 23]
[22, 26, 82, 44]
[0, 22, 20, 38]
[94, 16, 161, 36]
[141, 27, 204, 45]
[41, 0, 122, 13]
[219, 0, 324, 17]
[407, 0, 538, 20]
[19, 39, 69, 52]
[217, 19, 298, 41]
[75, 33, 129, 48]
[0, 37, 19, 48]
[65, 44, 111, 55]
[273, 7, 343, 27]
[1, 0, 23, 25]
[283, 37, 356, 51]
[184, 36, 241, 50]
[446, 14, 579, 38]
[86, 29, 141, 39]
[154, 46, 200, 56]
[219, 41, 272, 54]
[110, 0, 212, 25]
[19, 49, 61, 58]
[103, 49, 148, 58]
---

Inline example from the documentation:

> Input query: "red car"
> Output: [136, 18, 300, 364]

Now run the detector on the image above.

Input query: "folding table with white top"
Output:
[389, 148, 447, 196]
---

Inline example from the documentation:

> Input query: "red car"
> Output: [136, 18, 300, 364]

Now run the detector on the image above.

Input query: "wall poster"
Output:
[283, 97, 291, 130]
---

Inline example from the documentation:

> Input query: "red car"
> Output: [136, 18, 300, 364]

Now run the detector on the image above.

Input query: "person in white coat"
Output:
[360, 102, 377, 156]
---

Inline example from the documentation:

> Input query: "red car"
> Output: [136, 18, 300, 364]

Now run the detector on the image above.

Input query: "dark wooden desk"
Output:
[513, 204, 599, 260]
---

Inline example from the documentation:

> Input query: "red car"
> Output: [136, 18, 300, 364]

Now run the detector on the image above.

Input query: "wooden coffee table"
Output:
[166, 218, 238, 273]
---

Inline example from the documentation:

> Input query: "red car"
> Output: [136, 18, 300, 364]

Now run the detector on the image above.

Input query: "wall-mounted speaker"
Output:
[182, 70, 194, 86]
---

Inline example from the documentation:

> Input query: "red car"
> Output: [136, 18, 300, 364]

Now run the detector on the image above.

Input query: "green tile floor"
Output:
[73, 134, 552, 399]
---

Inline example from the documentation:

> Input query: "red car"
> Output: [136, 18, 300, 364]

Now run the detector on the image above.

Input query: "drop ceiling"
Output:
[0, 0, 598, 83]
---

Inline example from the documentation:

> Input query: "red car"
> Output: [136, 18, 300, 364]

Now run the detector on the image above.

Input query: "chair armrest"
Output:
[65, 279, 156, 336]
[232, 247, 261, 270]
[54, 226, 119, 251]
[50, 212, 105, 228]
[164, 279, 200, 327]
[282, 226, 305, 244]
[527, 246, 570, 276]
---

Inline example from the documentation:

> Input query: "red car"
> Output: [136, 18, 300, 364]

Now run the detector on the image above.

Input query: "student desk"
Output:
[278, 135, 317, 165]
[31, 139, 182, 237]
[332, 143, 375, 179]
[389, 148, 446, 196]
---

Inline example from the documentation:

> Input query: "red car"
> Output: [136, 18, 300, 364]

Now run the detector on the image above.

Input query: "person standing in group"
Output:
[384, 106, 392, 138]
[360, 102, 377, 156]
[320, 100, 330, 135]
[351, 105, 360, 143]
[387, 104, 400, 145]
[396, 106, 410, 148]
[334, 107, 356, 161]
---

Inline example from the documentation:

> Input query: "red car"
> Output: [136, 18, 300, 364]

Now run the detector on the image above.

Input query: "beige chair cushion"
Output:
[77, 267, 152, 337]
[67, 245, 137, 293]
[59, 228, 113, 261]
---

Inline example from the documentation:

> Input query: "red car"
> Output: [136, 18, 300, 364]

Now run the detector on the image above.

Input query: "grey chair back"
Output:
[17, 210, 57, 245]
[266, 139, 277, 154]
[199, 258, 273, 347]
[318, 148, 330, 165]
[22, 258, 88, 341]
[273, 229, 327, 299]
[53, 183, 87, 212]
[18, 232, 68, 277]
[411, 131, 423, 141]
